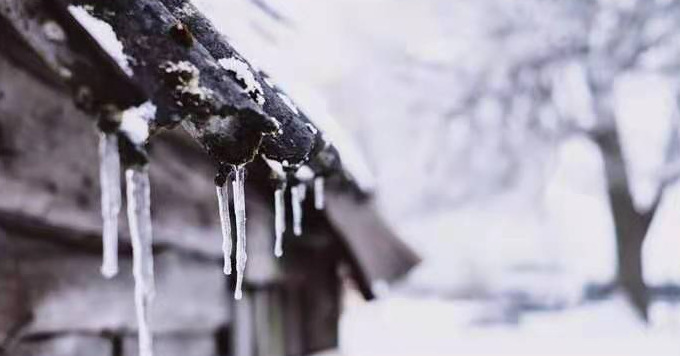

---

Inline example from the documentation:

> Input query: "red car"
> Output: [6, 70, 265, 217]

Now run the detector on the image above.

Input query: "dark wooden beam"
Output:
[159, 0, 317, 165]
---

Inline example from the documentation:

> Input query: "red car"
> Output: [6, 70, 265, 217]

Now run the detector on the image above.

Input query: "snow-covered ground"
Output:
[337, 293, 680, 356]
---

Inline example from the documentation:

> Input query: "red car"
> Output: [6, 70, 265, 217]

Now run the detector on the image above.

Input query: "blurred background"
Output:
[196, 0, 680, 354]
[3, 0, 680, 355]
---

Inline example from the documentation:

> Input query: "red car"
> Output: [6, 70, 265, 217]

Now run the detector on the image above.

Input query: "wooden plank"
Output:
[1, 230, 230, 334]
[325, 188, 421, 299]
[282, 286, 304, 356]
[123, 333, 216, 356]
[0, 53, 226, 258]
[253, 290, 270, 356]
[232, 290, 254, 356]
[0, 229, 32, 351]
[15, 335, 112, 356]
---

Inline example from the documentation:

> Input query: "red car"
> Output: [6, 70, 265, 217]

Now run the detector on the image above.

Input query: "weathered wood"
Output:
[66, 0, 280, 165]
[0, 0, 145, 112]
[3, 232, 230, 334]
[0, 52, 226, 257]
[233, 290, 254, 356]
[325, 187, 421, 299]
[160, 0, 317, 165]
[0, 229, 32, 352]
[232, 181, 281, 285]
[123, 333, 216, 356]
[282, 286, 304, 356]
[2, 0, 359, 181]
[14, 335, 113, 356]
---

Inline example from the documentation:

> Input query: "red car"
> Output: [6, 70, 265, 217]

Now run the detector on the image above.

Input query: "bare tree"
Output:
[431, 0, 680, 318]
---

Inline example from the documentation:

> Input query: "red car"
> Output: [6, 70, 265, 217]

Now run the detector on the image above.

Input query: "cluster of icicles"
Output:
[97, 131, 325, 356]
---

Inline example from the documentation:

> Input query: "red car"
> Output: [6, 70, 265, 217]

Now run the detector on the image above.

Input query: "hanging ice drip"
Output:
[99, 132, 122, 278]
[126, 164, 155, 356]
[212, 164, 249, 300]
[232, 165, 248, 300]
[314, 176, 325, 210]
[97, 102, 156, 356]
[215, 165, 234, 275]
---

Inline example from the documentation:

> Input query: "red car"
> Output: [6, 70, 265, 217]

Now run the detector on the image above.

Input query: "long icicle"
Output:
[216, 180, 233, 275]
[299, 183, 307, 202]
[99, 133, 122, 278]
[232, 165, 247, 300]
[274, 182, 286, 257]
[291, 184, 303, 237]
[314, 176, 325, 210]
[126, 165, 155, 356]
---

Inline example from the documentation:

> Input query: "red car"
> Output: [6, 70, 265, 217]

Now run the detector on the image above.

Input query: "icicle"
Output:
[99, 133, 122, 278]
[232, 165, 247, 300]
[299, 183, 307, 202]
[274, 183, 286, 257]
[126, 165, 155, 356]
[216, 183, 233, 275]
[291, 184, 303, 237]
[314, 176, 325, 210]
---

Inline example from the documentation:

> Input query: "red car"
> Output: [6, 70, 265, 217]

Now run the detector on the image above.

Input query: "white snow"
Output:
[68, 5, 134, 76]
[294, 165, 315, 181]
[216, 184, 233, 275]
[99, 133, 122, 278]
[339, 294, 680, 356]
[125, 166, 155, 356]
[119, 101, 156, 145]
[218, 57, 265, 105]
[232, 166, 248, 300]
[162, 61, 214, 102]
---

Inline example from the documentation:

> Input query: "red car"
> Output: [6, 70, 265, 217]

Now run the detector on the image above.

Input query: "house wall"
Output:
[0, 53, 232, 356]
[0, 51, 345, 356]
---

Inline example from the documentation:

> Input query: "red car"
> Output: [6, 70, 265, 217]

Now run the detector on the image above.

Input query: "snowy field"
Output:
[335, 293, 680, 356]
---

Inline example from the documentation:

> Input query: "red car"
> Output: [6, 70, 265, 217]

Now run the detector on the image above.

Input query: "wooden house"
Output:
[0, 0, 419, 355]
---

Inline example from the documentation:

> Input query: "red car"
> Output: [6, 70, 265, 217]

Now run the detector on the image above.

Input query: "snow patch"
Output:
[162, 61, 214, 102]
[119, 101, 156, 145]
[218, 57, 265, 105]
[179, 2, 198, 17]
[295, 165, 315, 181]
[68, 5, 134, 76]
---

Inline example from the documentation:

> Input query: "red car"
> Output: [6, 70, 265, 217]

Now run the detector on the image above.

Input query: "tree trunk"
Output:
[594, 124, 656, 320]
